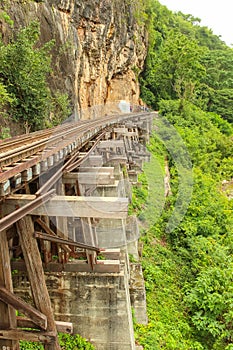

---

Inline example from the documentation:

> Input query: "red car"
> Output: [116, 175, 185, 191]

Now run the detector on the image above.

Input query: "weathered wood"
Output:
[36, 216, 51, 264]
[97, 140, 125, 148]
[81, 217, 95, 246]
[0, 231, 19, 349]
[101, 249, 120, 260]
[5, 195, 128, 219]
[78, 166, 114, 174]
[56, 182, 69, 244]
[55, 321, 73, 334]
[0, 189, 55, 232]
[63, 172, 115, 185]
[17, 317, 73, 334]
[34, 232, 100, 252]
[114, 128, 138, 137]
[0, 287, 47, 330]
[105, 156, 128, 164]
[54, 182, 69, 250]
[36, 218, 71, 253]
[113, 127, 126, 133]
[81, 217, 98, 269]
[16, 216, 60, 350]
[11, 260, 121, 273]
[0, 329, 56, 343]
[81, 155, 103, 167]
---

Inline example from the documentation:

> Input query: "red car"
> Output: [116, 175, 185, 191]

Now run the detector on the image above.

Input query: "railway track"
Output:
[0, 112, 154, 195]
[0, 119, 99, 166]
[0, 119, 94, 156]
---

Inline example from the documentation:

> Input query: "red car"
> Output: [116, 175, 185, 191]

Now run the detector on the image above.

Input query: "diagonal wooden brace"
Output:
[0, 287, 47, 330]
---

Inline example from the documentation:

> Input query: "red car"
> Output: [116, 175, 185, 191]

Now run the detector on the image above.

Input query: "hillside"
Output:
[132, 2, 233, 349]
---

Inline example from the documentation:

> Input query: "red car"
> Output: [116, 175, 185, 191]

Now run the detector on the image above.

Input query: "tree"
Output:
[156, 30, 206, 104]
[0, 21, 54, 131]
[0, 81, 13, 116]
[199, 49, 233, 122]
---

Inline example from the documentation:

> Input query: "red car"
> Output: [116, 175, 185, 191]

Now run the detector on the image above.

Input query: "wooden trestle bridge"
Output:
[0, 111, 154, 349]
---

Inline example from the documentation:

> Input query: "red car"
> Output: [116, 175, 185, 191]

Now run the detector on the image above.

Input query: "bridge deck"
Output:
[0, 111, 155, 349]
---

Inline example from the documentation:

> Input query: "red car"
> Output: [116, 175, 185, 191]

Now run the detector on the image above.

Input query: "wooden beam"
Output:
[78, 166, 114, 174]
[0, 231, 19, 349]
[12, 260, 121, 273]
[0, 329, 56, 343]
[63, 172, 115, 185]
[97, 140, 125, 148]
[0, 287, 47, 330]
[5, 195, 128, 219]
[36, 218, 71, 253]
[55, 321, 73, 334]
[55, 182, 69, 244]
[34, 232, 100, 252]
[16, 216, 60, 350]
[0, 189, 55, 232]
[17, 317, 73, 334]
[114, 127, 138, 137]
[81, 155, 103, 167]
[101, 249, 120, 260]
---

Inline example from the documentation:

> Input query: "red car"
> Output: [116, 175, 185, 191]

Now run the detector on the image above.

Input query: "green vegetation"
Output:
[0, 126, 10, 139]
[132, 1, 233, 349]
[0, 18, 71, 132]
[19, 333, 95, 349]
[140, 1, 233, 123]
[133, 103, 233, 350]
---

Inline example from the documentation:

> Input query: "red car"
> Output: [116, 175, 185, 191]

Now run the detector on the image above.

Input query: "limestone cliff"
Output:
[0, 0, 148, 119]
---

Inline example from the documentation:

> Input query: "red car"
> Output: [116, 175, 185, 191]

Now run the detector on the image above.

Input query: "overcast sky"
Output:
[159, 0, 233, 46]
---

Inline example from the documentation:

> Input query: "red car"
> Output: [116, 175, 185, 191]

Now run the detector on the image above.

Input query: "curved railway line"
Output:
[0, 110, 155, 350]
[0, 112, 153, 186]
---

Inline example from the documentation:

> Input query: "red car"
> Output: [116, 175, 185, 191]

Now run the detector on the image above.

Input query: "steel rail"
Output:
[0, 112, 154, 183]
[0, 119, 92, 154]
[64, 130, 107, 173]
[0, 119, 95, 157]
[35, 130, 108, 196]
[0, 112, 144, 162]
[0, 120, 100, 166]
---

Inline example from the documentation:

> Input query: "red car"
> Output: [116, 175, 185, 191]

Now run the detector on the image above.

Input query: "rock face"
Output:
[0, 0, 147, 119]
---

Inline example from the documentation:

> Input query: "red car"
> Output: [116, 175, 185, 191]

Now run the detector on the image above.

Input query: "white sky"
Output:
[159, 0, 233, 46]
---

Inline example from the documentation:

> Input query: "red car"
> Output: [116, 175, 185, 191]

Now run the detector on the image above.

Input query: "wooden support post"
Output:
[36, 218, 71, 254]
[0, 330, 56, 343]
[16, 216, 60, 350]
[0, 230, 19, 350]
[0, 287, 47, 330]
[81, 218, 95, 246]
[17, 317, 73, 334]
[41, 216, 52, 264]
[81, 218, 97, 269]
[56, 181, 69, 241]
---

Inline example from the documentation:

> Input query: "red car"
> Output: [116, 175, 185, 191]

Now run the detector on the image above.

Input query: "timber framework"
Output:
[0, 111, 155, 349]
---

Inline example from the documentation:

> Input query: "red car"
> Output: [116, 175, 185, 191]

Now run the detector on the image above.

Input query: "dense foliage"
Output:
[134, 102, 233, 350]
[133, 1, 233, 349]
[19, 333, 95, 349]
[140, 0, 233, 123]
[0, 17, 71, 134]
